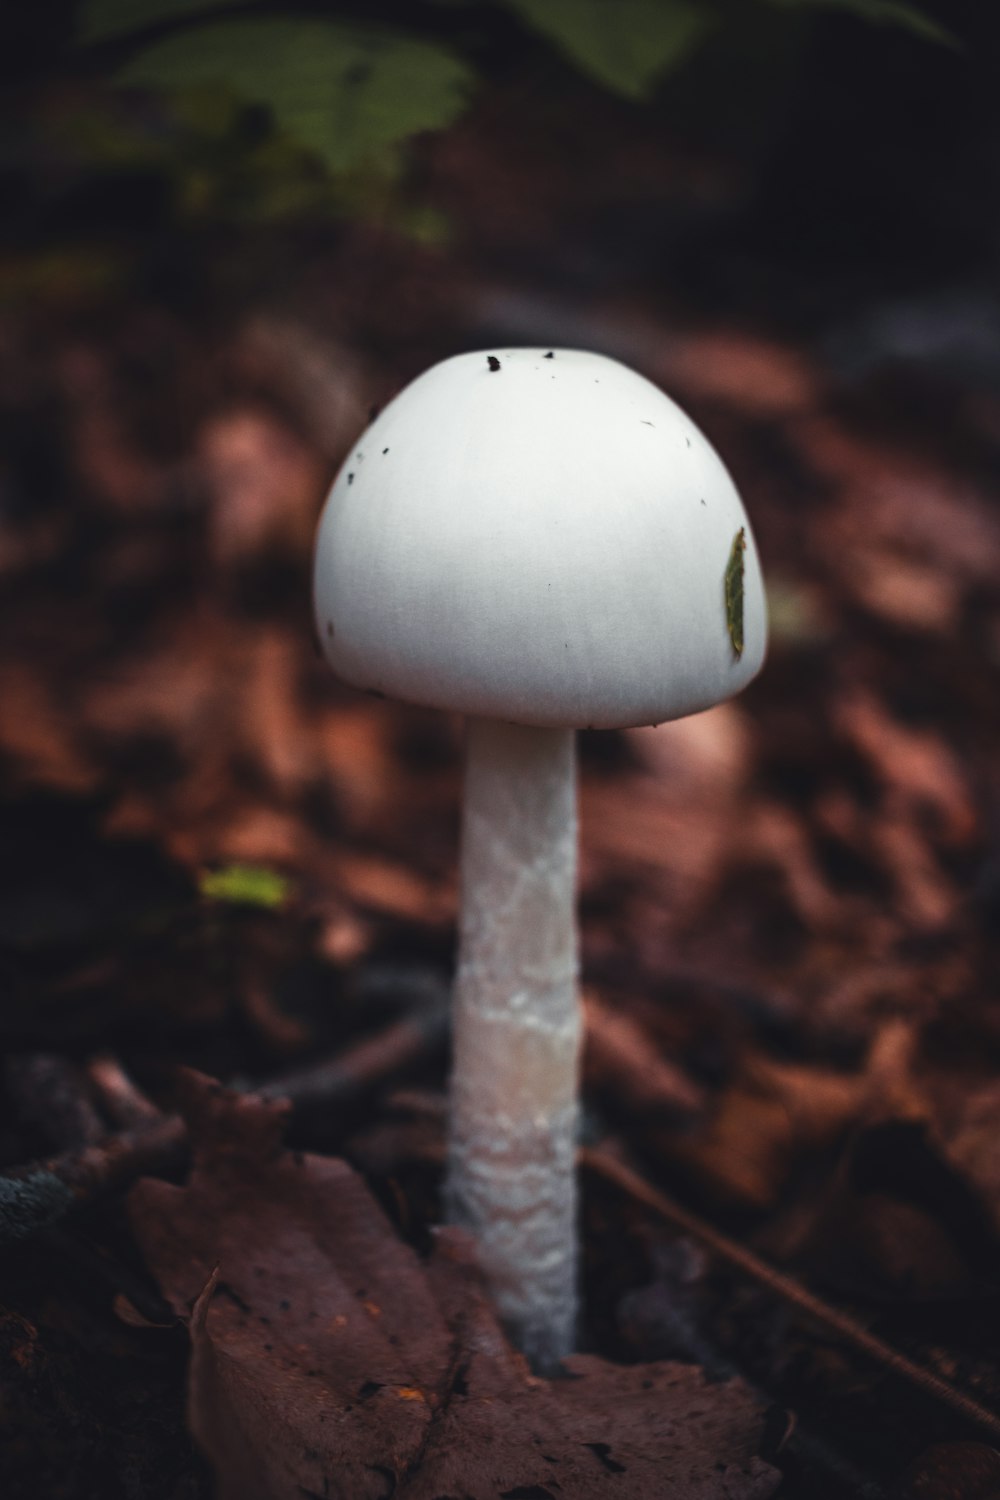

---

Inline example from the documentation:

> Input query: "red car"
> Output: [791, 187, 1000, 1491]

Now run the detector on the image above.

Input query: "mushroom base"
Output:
[446, 717, 580, 1371]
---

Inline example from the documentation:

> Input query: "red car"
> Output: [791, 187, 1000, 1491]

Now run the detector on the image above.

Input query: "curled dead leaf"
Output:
[129, 1074, 779, 1500]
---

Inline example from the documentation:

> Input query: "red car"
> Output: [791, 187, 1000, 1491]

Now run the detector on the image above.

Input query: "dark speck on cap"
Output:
[347, 473, 354, 485]
[487, 356, 501, 372]
[544, 351, 554, 359]
[382, 447, 389, 455]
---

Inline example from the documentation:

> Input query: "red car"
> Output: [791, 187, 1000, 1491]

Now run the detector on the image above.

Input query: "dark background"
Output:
[2, 3, 1000, 1497]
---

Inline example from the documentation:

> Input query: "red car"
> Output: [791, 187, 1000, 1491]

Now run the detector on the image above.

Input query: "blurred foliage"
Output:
[199, 863, 291, 909]
[79, 0, 954, 150]
[501, 0, 713, 100]
[115, 19, 475, 177]
[0, 0, 956, 309]
[69, 0, 952, 204]
[499, 0, 952, 103]
[765, 0, 955, 46]
[80, 0, 246, 44]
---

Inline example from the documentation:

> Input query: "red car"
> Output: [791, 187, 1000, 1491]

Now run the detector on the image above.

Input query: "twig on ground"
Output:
[2, 982, 707, 1248]
[86, 1055, 165, 1129]
[0, 1000, 450, 1248]
[0, 1115, 188, 1245]
[262, 995, 450, 1111]
[584, 1146, 1000, 1445]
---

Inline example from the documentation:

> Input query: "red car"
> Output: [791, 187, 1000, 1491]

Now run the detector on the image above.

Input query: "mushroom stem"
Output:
[446, 716, 580, 1370]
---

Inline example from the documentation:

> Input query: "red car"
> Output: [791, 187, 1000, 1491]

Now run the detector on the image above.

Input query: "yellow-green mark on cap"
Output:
[724, 527, 746, 659]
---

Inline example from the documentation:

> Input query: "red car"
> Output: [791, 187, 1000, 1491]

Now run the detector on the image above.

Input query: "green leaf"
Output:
[724, 528, 746, 659]
[80, 0, 244, 46]
[199, 863, 291, 909]
[764, 0, 957, 48]
[115, 18, 475, 174]
[501, 0, 713, 100]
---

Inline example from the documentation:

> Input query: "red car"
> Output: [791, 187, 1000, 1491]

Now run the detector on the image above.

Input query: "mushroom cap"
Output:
[313, 348, 766, 729]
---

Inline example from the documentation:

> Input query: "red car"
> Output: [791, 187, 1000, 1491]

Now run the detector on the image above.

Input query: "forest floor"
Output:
[2, 63, 1000, 1500]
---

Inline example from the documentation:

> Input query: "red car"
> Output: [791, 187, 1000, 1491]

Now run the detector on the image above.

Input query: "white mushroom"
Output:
[313, 347, 767, 1369]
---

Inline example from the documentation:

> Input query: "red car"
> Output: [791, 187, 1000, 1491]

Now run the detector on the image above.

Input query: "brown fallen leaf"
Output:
[129, 1074, 779, 1500]
[651, 331, 823, 417]
[582, 704, 752, 931]
[0, 664, 97, 793]
[669, 1020, 928, 1212]
[198, 405, 326, 567]
[846, 547, 962, 633]
[934, 1080, 1000, 1238]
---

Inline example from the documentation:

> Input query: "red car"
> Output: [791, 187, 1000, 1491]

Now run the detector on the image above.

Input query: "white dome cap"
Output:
[313, 348, 766, 729]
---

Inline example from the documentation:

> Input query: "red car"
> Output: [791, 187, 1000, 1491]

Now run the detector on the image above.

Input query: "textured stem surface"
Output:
[446, 717, 580, 1369]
